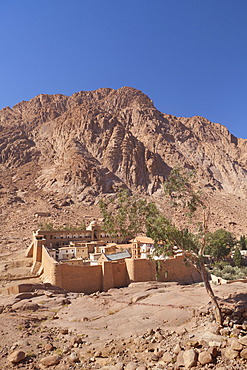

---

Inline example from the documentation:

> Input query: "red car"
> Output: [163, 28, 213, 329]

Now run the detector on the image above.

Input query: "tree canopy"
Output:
[205, 229, 236, 261]
[239, 235, 247, 250]
[99, 189, 158, 238]
[233, 247, 243, 268]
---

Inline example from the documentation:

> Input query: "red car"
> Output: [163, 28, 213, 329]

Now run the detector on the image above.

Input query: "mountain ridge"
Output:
[0, 87, 247, 237]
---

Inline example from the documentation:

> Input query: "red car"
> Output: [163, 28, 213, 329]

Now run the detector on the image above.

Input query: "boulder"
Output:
[44, 343, 54, 351]
[230, 339, 243, 351]
[40, 355, 60, 367]
[240, 348, 247, 359]
[69, 352, 79, 363]
[173, 343, 181, 354]
[125, 362, 137, 370]
[8, 350, 25, 364]
[239, 335, 247, 346]
[198, 350, 212, 365]
[223, 347, 239, 360]
[175, 351, 184, 367]
[183, 349, 197, 368]
[162, 351, 173, 363]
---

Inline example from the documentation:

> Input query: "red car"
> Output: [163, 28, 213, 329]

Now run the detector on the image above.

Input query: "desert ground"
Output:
[1, 263, 247, 369]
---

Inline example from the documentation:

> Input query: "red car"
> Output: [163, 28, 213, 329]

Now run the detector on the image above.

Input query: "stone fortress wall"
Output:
[27, 225, 202, 293]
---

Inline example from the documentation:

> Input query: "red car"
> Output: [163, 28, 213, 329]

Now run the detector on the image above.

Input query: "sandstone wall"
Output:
[41, 246, 61, 286]
[125, 258, 156, 282]
[36, 247, 201, 293]
[33, 240, 43, 263]
[101, 261, 114, 292]
[112, 262, 128, 288]
[157, 256, 202, 283]
[58, 264, 102, 293]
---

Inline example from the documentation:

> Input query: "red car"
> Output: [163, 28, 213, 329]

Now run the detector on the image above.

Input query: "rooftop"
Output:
[104, 250, 131, 261]
[131, 236, 154, 244]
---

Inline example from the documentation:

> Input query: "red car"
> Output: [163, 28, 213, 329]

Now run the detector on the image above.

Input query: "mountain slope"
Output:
[0, 87, 246, 238]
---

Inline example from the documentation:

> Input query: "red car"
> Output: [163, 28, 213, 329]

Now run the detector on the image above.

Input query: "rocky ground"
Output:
[0, 279, 247, 369]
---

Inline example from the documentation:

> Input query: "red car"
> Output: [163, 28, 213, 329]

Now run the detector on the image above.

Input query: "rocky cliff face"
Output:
[0, 87, 247, 234]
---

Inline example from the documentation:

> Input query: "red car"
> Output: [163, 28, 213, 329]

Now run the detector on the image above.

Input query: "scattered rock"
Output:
[162, 351, 173, 363]
[239, 335, 247, 346]
[173, 343, 181, 354]
[40, 354, 60, 367]
[240, 348, 247, 359]
[230, 338, 243, 351]
[60, 328, 68, 335]
[125, 362, 137, 370]
[44, 343, 54, 351]
[183, 349, 197, 369]
[69, 351, 79, 362]
[198, 350, 212, 365]
[8, 350, 26, 364]
[223, 347, 239, 360]
[175, 351, 184, 367]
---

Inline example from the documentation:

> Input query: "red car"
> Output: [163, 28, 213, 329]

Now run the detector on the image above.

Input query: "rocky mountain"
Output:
[0, 87, 247, 237]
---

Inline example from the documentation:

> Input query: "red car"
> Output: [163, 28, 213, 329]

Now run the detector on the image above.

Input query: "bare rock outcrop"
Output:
[0, 86, 247, 233]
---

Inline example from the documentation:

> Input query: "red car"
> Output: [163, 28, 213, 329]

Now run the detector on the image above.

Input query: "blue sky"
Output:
[0, 0, 246, 138]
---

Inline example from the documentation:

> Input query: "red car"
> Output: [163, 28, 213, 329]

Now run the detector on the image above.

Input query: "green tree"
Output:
[99, 189, 158, 238]
[239, 235, 247, 250]
[233, 247, 243, 267]
[100, 169, 224, 325]
[205, 229, 236, 261]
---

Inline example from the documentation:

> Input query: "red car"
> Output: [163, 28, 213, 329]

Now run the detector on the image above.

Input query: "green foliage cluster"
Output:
[99, 189, 158, 238]
[211, 262, 247, 281]
[233, 247, 243, 267]
[99, 170, 210, 268]
[59, 222, 86, 231]
[239, 235, 247, 250]
[163, 167, 202, 215]
[205, 228, 236, 261]
[38, 221, 86, 231]
[38, 222, 55, 231]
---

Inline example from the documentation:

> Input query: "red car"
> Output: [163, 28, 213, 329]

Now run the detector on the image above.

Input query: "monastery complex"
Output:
[26, 221, 201, 293]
